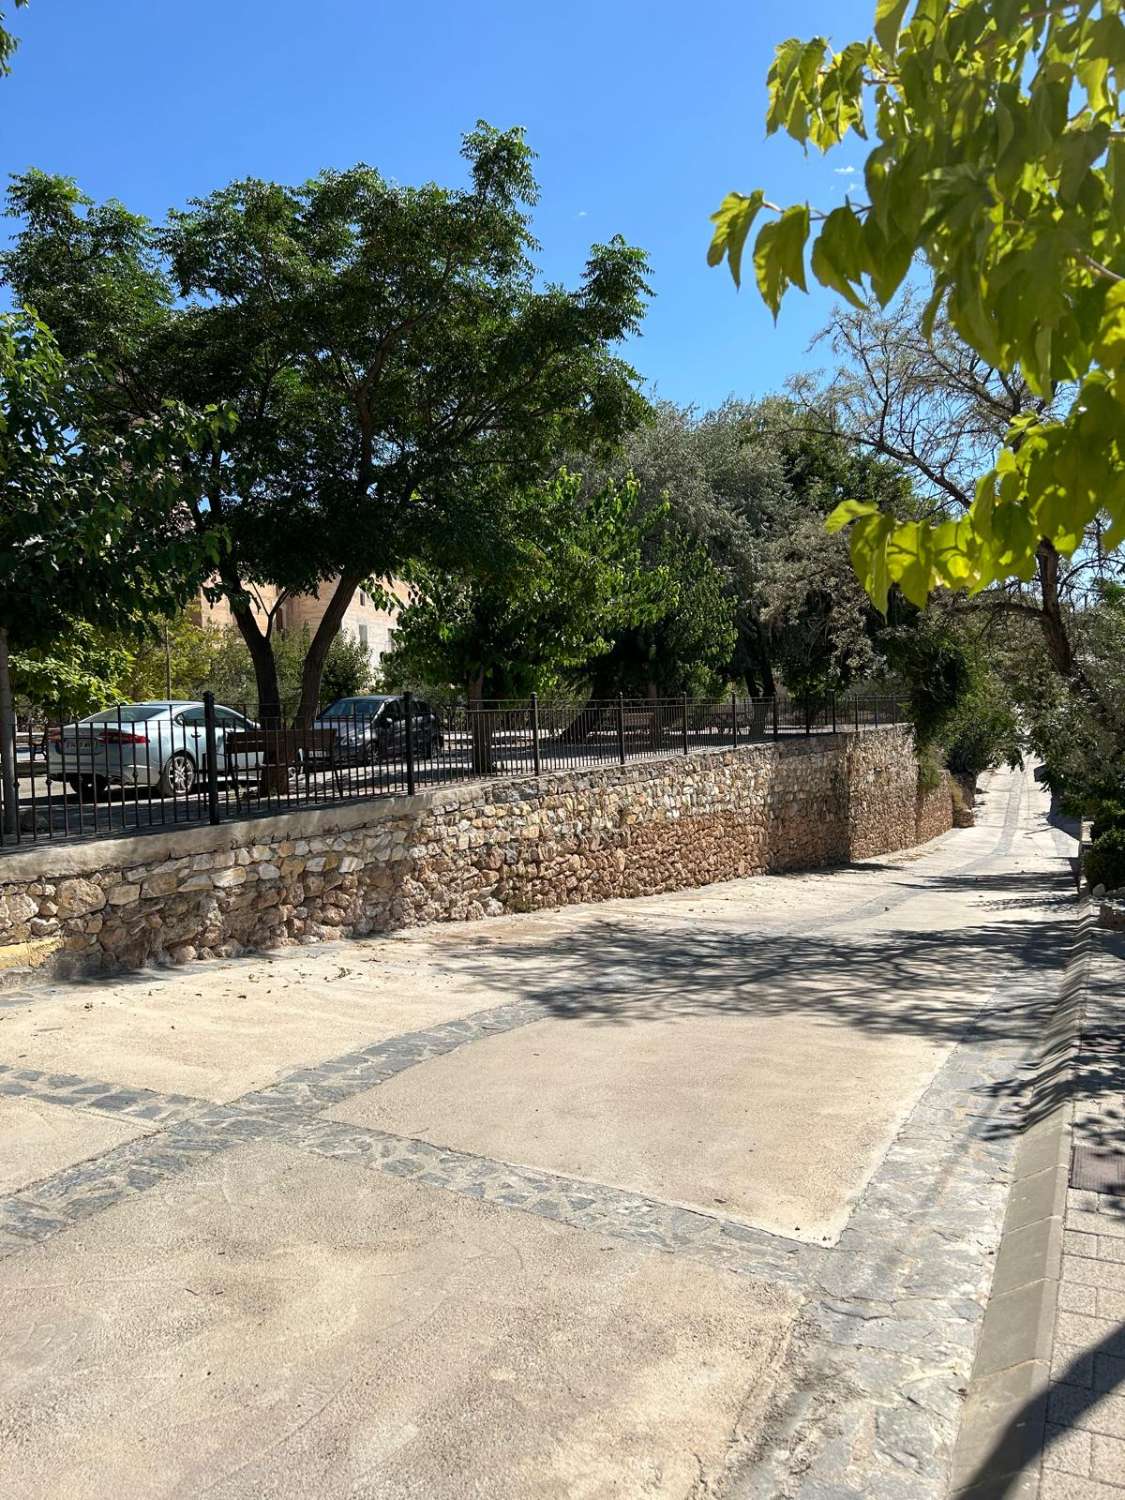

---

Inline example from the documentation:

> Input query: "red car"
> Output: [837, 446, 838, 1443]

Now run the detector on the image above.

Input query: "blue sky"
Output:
[2, 0, 876, 408]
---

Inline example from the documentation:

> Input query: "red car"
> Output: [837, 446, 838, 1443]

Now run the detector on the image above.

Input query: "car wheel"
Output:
[158, 752, 196, 797]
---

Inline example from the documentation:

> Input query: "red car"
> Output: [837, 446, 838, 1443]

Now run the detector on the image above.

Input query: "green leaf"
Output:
[707, 190, 766, 288]
[874, 0, 911, 53]
[847, 510, 896, 615]
[887, 519, 936, 608]
[810, 206, 869, 308]
[825, 498, 879, 533]
[754, 203, 810, 317]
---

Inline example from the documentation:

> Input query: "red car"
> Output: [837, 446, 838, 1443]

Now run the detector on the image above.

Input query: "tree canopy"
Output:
[0, 310, 227, 831]
[380, 471, 665, 700]
[709, 0, 1125, 611]
[3, 125, 650, 723]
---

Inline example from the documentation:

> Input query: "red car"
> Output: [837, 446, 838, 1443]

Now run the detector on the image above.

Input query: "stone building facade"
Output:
[0, 728, 957, 981]
[195, 578, 409, 671]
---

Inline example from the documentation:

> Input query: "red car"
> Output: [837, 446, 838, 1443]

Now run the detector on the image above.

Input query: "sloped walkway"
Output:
[0, 764, 1077, 1498]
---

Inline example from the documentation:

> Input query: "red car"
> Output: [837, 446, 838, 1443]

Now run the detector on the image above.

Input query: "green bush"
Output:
[1085, 828, 1125, 893]
[1091, 800, 1125, 843]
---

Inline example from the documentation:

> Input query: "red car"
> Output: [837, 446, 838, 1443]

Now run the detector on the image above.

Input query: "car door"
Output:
[413, 699, 434, 752]
[173, 707, 206, 765]
[215, 706, 260, 776]
[381, 699, 406, 759]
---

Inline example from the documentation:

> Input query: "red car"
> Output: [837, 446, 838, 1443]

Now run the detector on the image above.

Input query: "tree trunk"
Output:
[467, 671, 496, 775]
[1035, 540, 1119, 737]
[293, 570, 366, 729]
[228, 595, 282, 725]
[225, 591, 288, 795]
[1035, 540, 1075, 679]
[0, 627, 18, 838]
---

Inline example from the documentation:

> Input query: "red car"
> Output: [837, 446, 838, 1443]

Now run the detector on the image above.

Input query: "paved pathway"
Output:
[0, 763, 1078, 1497]
[1037, 923, 1125, 1498]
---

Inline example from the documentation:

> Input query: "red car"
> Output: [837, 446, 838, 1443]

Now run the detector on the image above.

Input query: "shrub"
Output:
[1085, 828, 1125, 893]
[1091, 800, 1125, 843]
[916, 747, 944, 792]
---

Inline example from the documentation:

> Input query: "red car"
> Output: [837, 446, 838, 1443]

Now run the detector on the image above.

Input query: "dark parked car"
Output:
[310, 695, 444, 766]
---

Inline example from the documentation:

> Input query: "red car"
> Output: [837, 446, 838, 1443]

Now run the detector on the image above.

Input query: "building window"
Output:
[359, 590, 367, 607]
[358, 623, 369, 647]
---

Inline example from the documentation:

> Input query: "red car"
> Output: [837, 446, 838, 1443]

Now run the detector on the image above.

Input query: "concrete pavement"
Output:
[0, 762, 1078, 1497]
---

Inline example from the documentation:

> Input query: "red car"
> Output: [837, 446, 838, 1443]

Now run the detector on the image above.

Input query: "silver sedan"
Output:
[45, 702, 259, 798]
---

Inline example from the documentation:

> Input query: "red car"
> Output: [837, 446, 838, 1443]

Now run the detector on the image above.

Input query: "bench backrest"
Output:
[224, 728, 337, 760]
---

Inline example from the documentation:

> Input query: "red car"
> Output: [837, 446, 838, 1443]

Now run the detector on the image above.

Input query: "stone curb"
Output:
[949, 898, 1093, 1499]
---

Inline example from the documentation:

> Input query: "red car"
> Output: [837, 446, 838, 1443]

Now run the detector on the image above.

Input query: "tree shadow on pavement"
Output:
[958, 1324, 1125, 1498]
[437, 913, 1063, 1075]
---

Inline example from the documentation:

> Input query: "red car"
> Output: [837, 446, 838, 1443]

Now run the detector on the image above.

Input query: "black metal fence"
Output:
[0, 691, 909, 852]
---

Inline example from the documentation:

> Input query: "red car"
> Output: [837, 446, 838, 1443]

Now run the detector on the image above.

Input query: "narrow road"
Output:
[0, 762, 1077, 1497]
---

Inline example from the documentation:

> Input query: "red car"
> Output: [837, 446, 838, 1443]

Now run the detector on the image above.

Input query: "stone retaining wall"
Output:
[0, 728, 956, 978]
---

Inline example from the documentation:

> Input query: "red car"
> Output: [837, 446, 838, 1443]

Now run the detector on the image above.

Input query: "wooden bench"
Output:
[620, 709, 658, 741]
[224, 728, 343, 804]
[714, 700, 771, 737]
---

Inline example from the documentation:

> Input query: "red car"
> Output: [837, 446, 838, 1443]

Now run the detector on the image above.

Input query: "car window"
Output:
[322, 697, 387, 720]
[415, 700, 431, 717]
[175, 709, 207, 727]
[84, 704, 167, 724]
[215, 708, 246, 727]
[383, 699, 405, 722]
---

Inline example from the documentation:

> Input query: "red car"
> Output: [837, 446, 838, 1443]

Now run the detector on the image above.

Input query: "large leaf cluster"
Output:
[710, 0, 1125, 607]
[380, 471, 667, 698]
[3, 126, 650, 611]
[1, 310, 228, 653]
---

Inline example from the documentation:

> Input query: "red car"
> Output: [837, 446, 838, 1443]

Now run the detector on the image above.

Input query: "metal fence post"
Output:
[805, 698, 812, 737]
[617, 693, 626, 766]
[531, 691, 541, 776]
[681, 693, 689, 755]
[831, 693, 837, 734]
[855, 697, 860, 731]
[772, 696, 779, 739]
[874, 697, 880, 728]
[731, 691, 738, 749]
[203, 692, 221, 826]
[404, 690, 416, 796]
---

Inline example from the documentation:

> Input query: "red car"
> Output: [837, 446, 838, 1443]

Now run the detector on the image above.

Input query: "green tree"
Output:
[4, 126, 650, 727]
[1011, 580, 1125, 802]
[0, 310, 227, 833]
[585, 400, 784, 695]
[884, 611, 1021, 779]
[758, 411, 914, 693]
[116, 612, 224, 705]
[709, 0, 1125, 609]
[585, 398, 910, 697]
[11, 624, 132, 721]
[583, 524, 738, 699]
[381, 472, 662, 701]
[789, 294, 1122, 721]
[320, 630, 372, 705]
